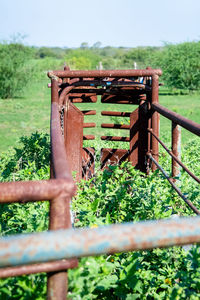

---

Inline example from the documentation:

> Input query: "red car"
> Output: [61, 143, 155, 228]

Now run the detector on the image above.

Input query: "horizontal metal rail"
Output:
[0, 259, 78, 279]
[101, 123, 130, 130]
[101, 136, 130, 142]
[148, 128, 200, 184]
[83, 135, 95, 140]
[0, 179, 75, 203]
[0, 216, 200, 268]
[147, 154, 200, 215]
[48, 69, 162, 79]
[152, 103, 200, 136]
[101, 111, 131, 117]
[82, 110, 96, 115]
[83, 123, 96, 128]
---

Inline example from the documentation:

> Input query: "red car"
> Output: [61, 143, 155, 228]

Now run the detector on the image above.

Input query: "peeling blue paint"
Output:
[0, 217, 200, 268]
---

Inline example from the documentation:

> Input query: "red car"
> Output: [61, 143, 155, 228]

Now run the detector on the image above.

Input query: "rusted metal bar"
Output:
[82, 110, 96, 115]
[101, 123, 130, 129]
[147, 154, 200, 215]
[83, 123, 96, 128]
[147, 129, 200, 184]
[71, 97, 97, 103]
[49, 79, 76, 299]
[1, 216, 200, 268]
[50, 82, 74, 180]
[48, 69, 162, 78]
[69, 92, 97, 97]
[172, 122, 181, 181]
[0, 179, 75, 203]
[66, 80, 151, 90]
[152, 103, 200, 136]
[0, 259, 78, 279]
[101, 93, 146, 104]
[69, 88, 146, 95]
[59, 85, 75, 106]
[101, 111, 131, 117]
[151, 75, 160, 171]
[83, 135, 95, 140]
[101, 136, 130, 142]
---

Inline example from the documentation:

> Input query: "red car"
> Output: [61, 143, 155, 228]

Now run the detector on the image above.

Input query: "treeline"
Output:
[0, 41, 200, 98]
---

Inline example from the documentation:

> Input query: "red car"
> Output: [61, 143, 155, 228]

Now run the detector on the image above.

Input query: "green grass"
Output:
[0, 79, 199, 154]
[159, 91, 200, 145]
[0, 79, 50, 152]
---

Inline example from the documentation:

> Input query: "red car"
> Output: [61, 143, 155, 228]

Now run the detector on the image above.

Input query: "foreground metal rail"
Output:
[152, 103, 200, 136]
[0, 217, 200, 268]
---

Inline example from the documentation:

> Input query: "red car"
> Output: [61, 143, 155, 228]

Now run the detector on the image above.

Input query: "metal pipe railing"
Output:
[0, 216, 200, 268]
[147, 128, 200, 184]
[48, 78, 77, 299]
[48, 68, 162, 79]
[0, 259, 78, 279]
[147, 154, 200, 215]
[0, 179, 75, 203]
[152, 103, 200, 136]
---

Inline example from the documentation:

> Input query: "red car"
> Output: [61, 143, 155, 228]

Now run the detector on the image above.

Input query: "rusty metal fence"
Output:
[0, 68, 199, 299]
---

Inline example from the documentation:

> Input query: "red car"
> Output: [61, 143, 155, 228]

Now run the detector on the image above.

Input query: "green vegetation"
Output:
[0, 134, 199, 299]
[0, 40, 199, 100]
[0, 43, 34, 99]
[154, 42, 200, 90]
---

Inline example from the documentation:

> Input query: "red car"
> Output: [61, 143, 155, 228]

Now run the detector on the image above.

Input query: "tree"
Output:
[0, 42, 33, 99]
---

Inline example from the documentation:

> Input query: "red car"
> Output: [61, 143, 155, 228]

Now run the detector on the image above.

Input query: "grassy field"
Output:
[0, 79, 199, 154]
[0, 80, 50, 152]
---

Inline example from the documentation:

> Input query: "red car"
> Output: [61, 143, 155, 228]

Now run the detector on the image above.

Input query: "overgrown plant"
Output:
[0, 133, 200, 299]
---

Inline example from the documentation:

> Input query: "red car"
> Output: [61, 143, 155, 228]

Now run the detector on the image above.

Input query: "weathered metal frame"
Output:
[0, 68, 199, 300]
[147, 101, 200, 215]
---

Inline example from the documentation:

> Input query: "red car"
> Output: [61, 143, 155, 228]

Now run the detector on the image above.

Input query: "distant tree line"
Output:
[0, 40, 200, 98]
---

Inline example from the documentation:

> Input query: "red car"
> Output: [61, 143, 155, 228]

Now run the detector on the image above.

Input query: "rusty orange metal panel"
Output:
[129, 108, 139, 167]
[64, 101, 84, 181]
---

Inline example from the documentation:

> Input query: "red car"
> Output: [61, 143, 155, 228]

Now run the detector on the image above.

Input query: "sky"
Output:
[0, 0, 200, 48]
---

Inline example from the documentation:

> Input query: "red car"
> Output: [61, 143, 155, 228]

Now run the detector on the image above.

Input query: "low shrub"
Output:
[0, 133, 199, 299]
[0, 43, 34, 99]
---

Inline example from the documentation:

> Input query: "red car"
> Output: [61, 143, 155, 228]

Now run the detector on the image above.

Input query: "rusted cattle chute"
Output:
[48, 68, 162, 180]
[0, 67, 199, 300]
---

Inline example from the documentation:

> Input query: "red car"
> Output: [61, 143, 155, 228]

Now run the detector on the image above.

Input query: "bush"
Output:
[0, 43, 34, 99]
[65, 48, 101, 70]
[0, 133, 200, 299]
[152, 42, 200, 90]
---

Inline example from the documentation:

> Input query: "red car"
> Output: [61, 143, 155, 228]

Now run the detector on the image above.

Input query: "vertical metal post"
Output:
[172, 122, 181, 181]
[151, 75, 160, 171]
[47, 79, 69, 300]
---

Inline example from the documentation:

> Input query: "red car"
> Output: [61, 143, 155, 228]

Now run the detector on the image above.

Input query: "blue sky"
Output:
[0, 0, 199, 48]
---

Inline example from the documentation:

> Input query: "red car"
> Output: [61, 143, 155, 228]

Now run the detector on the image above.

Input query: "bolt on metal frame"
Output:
[0, 67, 199, 299]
